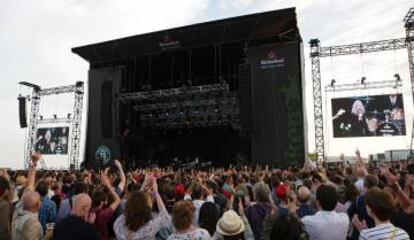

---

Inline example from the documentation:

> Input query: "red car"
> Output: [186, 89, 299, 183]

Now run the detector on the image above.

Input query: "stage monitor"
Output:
[331, 94, 406, 138]
[35, 127, 69, 154]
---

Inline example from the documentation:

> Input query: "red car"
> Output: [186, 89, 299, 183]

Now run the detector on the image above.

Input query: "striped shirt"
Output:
[359, 223, 409, 240]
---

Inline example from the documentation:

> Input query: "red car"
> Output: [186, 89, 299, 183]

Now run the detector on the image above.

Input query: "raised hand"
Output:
[31, 152, 41, 165]
[114, 159, 122, 169]
[352, 214, 367, 231]
[85, 211, 96, 224]
[100, 172, 111, 188]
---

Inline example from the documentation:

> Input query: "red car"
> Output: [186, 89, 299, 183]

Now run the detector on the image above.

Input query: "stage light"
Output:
[360, 77, 366, 85]
[40, 115, 43, 120]
[53, 114, 57, 119]
[330, 79, 336, 87]
[67, 113, 72, 119]
[394, 73, 401, 82]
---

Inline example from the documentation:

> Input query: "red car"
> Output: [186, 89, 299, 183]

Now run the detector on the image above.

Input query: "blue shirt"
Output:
[38, 196, 57, 232]
[297, 204, 316, 218]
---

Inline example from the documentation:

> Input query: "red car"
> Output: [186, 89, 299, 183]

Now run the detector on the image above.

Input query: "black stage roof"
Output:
[72, 7, 300, 63]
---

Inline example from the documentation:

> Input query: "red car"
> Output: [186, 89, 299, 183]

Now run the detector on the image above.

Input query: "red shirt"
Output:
[93, 208, 114, 240]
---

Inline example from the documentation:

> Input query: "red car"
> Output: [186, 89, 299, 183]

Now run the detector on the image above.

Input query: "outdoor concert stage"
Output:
[72, 7, 306, 168]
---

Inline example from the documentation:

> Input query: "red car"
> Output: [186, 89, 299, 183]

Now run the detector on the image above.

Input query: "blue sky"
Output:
[0, 0, 413, 168]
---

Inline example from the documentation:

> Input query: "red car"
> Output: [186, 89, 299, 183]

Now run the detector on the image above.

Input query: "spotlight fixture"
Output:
[39, 115, 43, 120]
[360, 77, 366, 85]
[394, 73, 401, 82]
[53, 114, 57, 119]
[67, 113, 72, 119]
[330, 79, 336, 87]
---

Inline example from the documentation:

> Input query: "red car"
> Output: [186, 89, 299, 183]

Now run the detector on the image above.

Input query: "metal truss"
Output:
[133, 95, 238, 112]
[310, 39, 324, 162]
[38, 118, 73, 124]
[318, 38, 408, 57]
[22, 81, 84, 169]
[325, 80, 402, 92]
[26, 89, 41, 167]
[39, 85, 79, 96]
[119, 83, 229, 102]
[69, 82, 84, 170]
[405, 7, 414, 152]
[310, 7, 414, 162]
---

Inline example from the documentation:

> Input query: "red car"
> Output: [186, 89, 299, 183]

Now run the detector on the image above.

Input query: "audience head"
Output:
[124, 191, 153, 231]
[164, 184, 176, 200]
[91, 190, 109, 209]
[199, 202, 220, 236]
[0, 176, 9, 197]
[253, 182, 270, 203]
[71, 193, 92, 218]
[270, 214, 304, 240]
[297, 186, 311, 204]
[364, 174, 379, 190]
[72, 181, 88, 195]
[22, 190, 41, 213]
[172, 200, 195, 232]
[191, 183, 204, 200]
[365, 187, 395, 222]
[356, 166, 366, 178]
[316, 184, 338, 211]
[344, 181, 359, 203]
[35, 180, 49, 197]
[216, 210, 245, 239]
[51, 182, 62, 194]
[275, 184, 288, 202]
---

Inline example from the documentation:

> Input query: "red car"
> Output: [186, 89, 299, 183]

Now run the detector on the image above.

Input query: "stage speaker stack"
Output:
[101, 80, 114, 138]
[18, 95, 27, 128]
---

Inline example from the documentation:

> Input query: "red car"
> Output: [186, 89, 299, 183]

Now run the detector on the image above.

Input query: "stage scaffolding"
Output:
[19, 81, 84, 169]
[310, 7, 414, 162]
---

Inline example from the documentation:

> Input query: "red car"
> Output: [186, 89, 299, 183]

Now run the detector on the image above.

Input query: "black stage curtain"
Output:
[248, 42, 304, 167]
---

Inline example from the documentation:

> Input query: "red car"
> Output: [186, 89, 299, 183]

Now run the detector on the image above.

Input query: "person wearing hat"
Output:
[213, 197, 254, 240]
[275, 184, 289, 217]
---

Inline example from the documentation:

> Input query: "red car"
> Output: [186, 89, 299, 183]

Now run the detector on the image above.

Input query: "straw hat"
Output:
[216, 210, 245, 236]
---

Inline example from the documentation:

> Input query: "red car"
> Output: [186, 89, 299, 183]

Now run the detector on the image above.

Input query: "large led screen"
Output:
[331, 94, 405, 138]
[35, 127, 69, 154]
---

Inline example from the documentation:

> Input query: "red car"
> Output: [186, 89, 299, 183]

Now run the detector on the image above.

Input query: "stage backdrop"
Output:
[85, 67, 122, 169]
[248, 42, 304, 166]
[331, 94, 406, 138]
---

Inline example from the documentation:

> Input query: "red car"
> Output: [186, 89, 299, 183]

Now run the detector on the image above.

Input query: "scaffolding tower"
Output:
[20, 81, 84, 169]
[310, 7, 414, 162]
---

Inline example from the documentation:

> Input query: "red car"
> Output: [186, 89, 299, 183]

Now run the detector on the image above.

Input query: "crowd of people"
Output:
[0, 152, 413, 240]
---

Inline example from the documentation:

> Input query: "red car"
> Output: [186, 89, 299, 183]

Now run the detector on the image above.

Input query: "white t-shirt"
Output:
[184, 194, 215, 226]
[359, 223, 409, 240]
[167, 228, 211, 240]
[354, 178, 365, 193]
[302, 210, 349, 240]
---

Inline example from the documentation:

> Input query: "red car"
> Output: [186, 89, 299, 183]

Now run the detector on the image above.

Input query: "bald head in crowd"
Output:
[22, 190, 41, 212]
[298, 186, 311, 203]
[71, 193, 92, 218]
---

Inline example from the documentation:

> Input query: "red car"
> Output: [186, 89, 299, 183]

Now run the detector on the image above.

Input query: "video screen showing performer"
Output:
[35, 127, 69, 154]
[331, 94, 406, 138]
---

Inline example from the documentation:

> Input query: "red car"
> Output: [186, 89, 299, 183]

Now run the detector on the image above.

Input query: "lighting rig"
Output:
[119, 82, 240, 129]
[325, 75, 403, 93]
